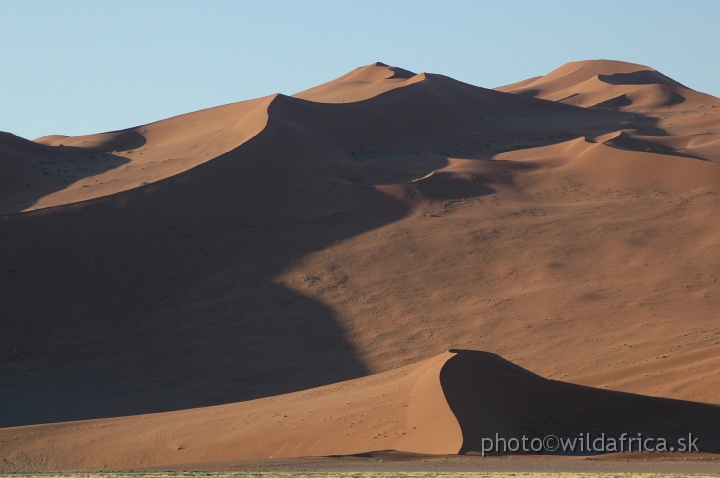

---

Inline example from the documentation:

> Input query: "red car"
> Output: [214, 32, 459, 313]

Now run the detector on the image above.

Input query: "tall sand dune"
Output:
[2, 61, 720, 467]
[2, 64, 663, 426]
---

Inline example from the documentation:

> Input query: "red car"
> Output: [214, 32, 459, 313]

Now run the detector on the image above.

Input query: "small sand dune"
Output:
[2, 350, 719, 471]
[0, 95, 272, 214]
[0, 352, 461, 471]
[497, 59, 719, 111]
[441, 350, 720, 455]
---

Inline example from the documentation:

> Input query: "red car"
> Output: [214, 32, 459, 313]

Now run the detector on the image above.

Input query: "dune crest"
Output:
[0, 95, 273, 214]
[0, 352, 461, 471]
[497, 59, 718, 110]
[293, 61, 420, 103]
[3, 349, 720, 471]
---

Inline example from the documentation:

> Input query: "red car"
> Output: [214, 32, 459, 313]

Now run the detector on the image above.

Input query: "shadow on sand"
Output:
[0, 130, 145, 214]
[0, 76, 700, 427]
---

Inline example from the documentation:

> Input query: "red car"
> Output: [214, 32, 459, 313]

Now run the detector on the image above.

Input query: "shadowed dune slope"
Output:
[2, 350, 719, 471]
[0, 132, 130, 214]
[0, 96, 408, 426]
[442, 350, 720, 455]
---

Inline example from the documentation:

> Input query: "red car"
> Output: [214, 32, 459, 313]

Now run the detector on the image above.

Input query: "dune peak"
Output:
[293, 62, 417, 103]
[496, 58, 706, 110]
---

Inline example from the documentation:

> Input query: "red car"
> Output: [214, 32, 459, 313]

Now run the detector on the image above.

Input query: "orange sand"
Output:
[2, 60, 720, 471]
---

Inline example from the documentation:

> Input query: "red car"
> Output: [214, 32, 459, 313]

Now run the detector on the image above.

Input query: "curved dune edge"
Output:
[0, 95, 276, 215]
[3, 349, 720, 471]
[441, 350, 720, 455]
[16, 95, 275, 213]
[0, 352, 461, 471]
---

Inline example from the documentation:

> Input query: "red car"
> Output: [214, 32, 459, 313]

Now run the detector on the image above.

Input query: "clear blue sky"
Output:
[2, 0, 719, 140]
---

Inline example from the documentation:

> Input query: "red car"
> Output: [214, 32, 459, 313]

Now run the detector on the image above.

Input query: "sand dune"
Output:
[442, 350, 720, 455]
[0, 352, 459, 470]
[0, 96, 272, 214]
[497, 59, 718, 111]
[497, 60, 720, 161]
[294, 62, 418, 103]
[2, 65, 671, 427]
[2, 59, 720, 468]
[2, 350, 719, 471]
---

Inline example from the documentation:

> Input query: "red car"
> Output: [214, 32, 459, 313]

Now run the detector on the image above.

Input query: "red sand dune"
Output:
[496, 59, 715, 110]
[1, 60, 720, 470]
[1, 349, 719, 471]
[0, 96, 271, 215]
